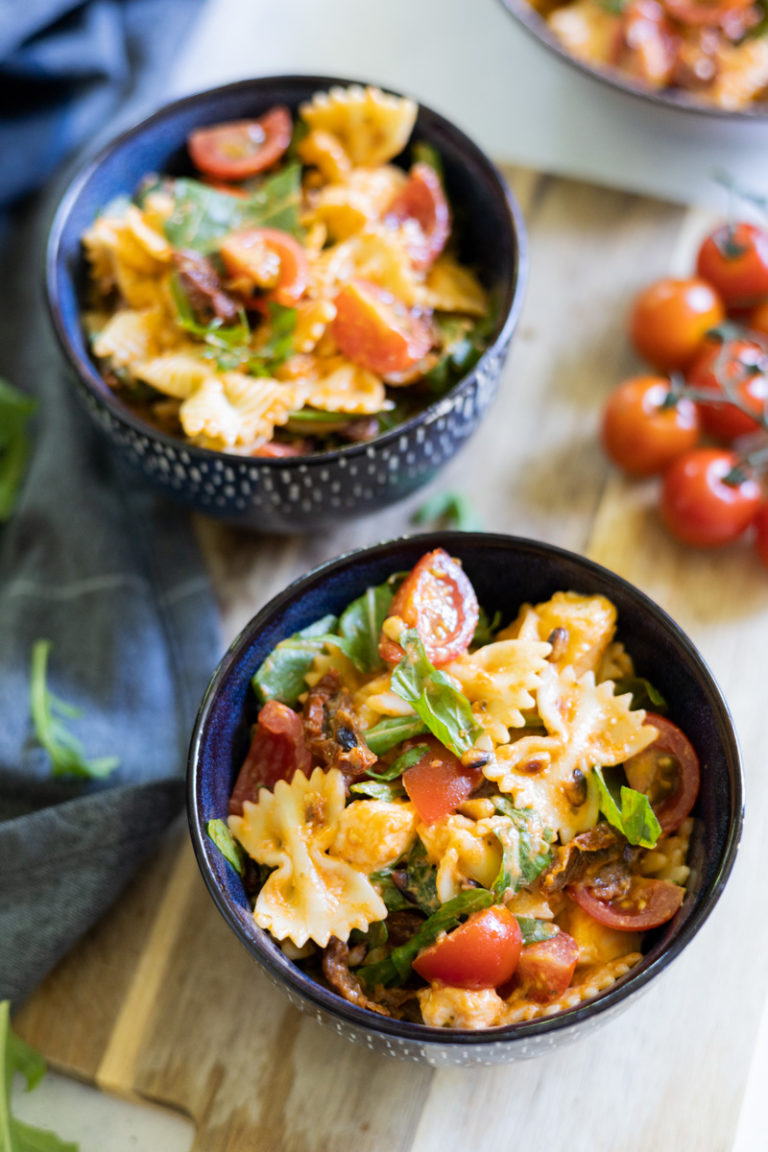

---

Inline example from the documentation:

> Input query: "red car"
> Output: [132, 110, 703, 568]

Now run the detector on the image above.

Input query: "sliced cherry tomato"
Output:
[623, 713, 700, 832]
[229, 700, 311, 814]
[696, 222, 768, 309]
[402, 736, 484, 825]
[331, 279, 433, 378]
[378, 548, 479, 667]
[252, 440, 309, 458]
[569, 877, 684, 930]
[754, 502, 768, 570]
[660, 447, 762, 547]
[663, 0, 752, 23]
[630, 276, 725, 371]
[613, 0, 677, 86]
[386, 162, 451, 270]
[412, 906, 523, 989]
[510, 931, 580, 1003]
[219, 227, 309, 307]
[188, 107, 292, 181]
[601, 375, 700, 476]
[686, 336, 768, 441]
[747, 299, 768, 338]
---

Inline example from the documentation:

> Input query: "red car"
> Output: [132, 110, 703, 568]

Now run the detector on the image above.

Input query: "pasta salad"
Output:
[210, 549, 699, 1030]
[81, 86, 493, 457]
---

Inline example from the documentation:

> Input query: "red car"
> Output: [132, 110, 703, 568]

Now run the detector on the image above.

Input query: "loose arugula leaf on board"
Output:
[363, 715, 429, 757]
[0, 1000, 79, 1152]
[335, 581, 395, 673]
[0, 379, 37, 522]
[358, 888, 495, 988]
[515, 917, 558, 946]
[612, 677, 667, 713]
[411, 490, 482, 532]
[594, 766, 661, 849]
[491, 797, 554, 890]
[29, 641, 119, 779]
[252, 614, 338, 705]
[205, 819, 246, 876]
[391, 629, 482, 757]
[349, 779, 407, 802]
[163, 165, 302, 252]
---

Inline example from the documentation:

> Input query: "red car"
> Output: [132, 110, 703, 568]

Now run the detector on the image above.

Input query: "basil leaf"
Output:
[205, 819, 246, 876]
[0, 1000, 79, 1151]
[368, 743, 430, 783]
[0, 378, 37, 522]
[163, 165, 302, 252]
[515, 917, 558, 946]
[403, 838, 440, 914]
[358, 888, 495, 988]
[336, 581, 394, 673]
[594, 766, 661, 849]
[252, 614, 338, 704]
[363, 715, 429, 756]
[411, 490, 482, 532]
[349, 780, 406, 802]
[391, 629, 482, 757]
[491, 797, 554, 890]
[612, 677, 667, 713]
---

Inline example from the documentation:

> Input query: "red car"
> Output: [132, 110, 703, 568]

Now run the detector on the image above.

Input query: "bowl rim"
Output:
[187, 530, 744, 1047]
[497, 0, 768, 123]
[44, 73, 528, 470]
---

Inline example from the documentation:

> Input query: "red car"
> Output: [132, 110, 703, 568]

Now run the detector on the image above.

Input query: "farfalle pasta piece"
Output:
[91, 308, 167, 370]
[500, 953, 642, 1024]
[297, 128, 352, 183]
[229, 766, 386, 948]
[417, 813, 504, 901]
[307, 166, 408, 240]
[299, 85, 417, 167]
[292, 298, 337, 354]
[331, 799, 418, 874]
[302, 357, 389, 415]
[135, 352, 212, 399]
[420, 256, 488, 317]
[498, 591, 617, 677]
[445, 639, 552, 744]
[179, 372, 307, 449]
[708, 38, 768, 111]
[311, 225, 422, 305]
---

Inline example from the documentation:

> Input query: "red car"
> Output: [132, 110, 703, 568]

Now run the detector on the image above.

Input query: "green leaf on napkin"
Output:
[0, 1000, 79, 1151]
[0, 378, 37, 523]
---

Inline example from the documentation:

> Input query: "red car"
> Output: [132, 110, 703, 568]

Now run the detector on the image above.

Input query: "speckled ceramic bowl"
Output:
[187, 532, 743, 1065]
[45, 76, 526, 534]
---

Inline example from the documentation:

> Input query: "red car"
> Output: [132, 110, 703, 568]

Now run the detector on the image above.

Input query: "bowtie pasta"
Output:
[81, 85, 494, 457]
[213, 549, 699, 1030]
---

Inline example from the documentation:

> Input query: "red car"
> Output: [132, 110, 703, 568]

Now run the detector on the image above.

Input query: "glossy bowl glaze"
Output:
[45, 76, 526, 534]
[187, 532, 743, 1064]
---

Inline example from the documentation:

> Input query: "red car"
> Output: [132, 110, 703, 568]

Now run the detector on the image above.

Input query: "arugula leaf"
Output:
[349, 780, 406, 802]
[252, 614, 338, 704]
[612, 677, 667, 713]
[368, 867, 414, 912]
[515, 917, 558, 946]
[391, 629, 482, 757]
[411, 490, 482, 532]
[335, 581, 395, 673]
[363, 715, 429, 756]
[163, 165, 303, 252]
[205, 819, 246, 876]
[594, 766, 661, 848]
[410, 140, 444, 182]
[0, 379, 37, 522]
[358, 888, 494, 988]
[170, 278, 296, 374]
[491, 797, 554, 890]
[29, 641, 119, 779]
[367, 743, 430, 782]
[1, 1000, 79, 1151]
[472, 607, 502, 648]
[402, 838, 440, 914]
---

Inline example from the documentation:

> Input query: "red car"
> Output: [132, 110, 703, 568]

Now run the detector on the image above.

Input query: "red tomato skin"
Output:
[402, 737, 483, 825]
[612, 0, 677, 86]
[601, 375, 700, 476]
[686, 338, 768, 441]
[331, 280, 433, 378]
[188, 107, 292, 181]
[568, 877, 684, 931]
[219, 227, 309, 307]
[379, 548, 479, 668]
[229, 700, 311, 814]
[754, 503, 768, 570]
[510, 931, 580, 1003]
[660, 448, 762, 547]
[412, 906, 523, 989]
[747, 300, 768, 339]
[624, 713, 700, 833]
[629, 277, 725, 371]
[386, 162, 451, 270]
[696, 223, 768, 309]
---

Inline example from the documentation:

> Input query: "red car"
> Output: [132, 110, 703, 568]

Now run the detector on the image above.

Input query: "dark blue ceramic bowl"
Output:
[187, 532, 743, 1064]
[45, 76, 526, 534]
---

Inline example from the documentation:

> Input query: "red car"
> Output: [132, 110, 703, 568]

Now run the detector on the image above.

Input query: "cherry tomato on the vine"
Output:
[629, 277, 725, 371]
[601, 375, 700, 476]
[412, 906, 523, 989]
[696, 222, 768, 310]
[623, 713, 700, 833]
[686, 336, 768, 441]
[379, 547, 479, 667]
[568, 877, 684, 931]
[188, 107, 292, 181]
[660, 447, 762, 547]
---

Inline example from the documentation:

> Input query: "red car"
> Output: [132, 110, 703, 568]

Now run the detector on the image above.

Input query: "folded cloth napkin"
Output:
[0, 0, 219, 1006]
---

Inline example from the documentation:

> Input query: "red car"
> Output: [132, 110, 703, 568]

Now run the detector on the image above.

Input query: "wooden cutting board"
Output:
[15, 168, 768, 1152]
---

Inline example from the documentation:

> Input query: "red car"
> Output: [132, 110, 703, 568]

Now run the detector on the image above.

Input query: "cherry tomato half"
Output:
[660, 448, 762, 547]
[402, 736, 484, 825]
[188, 107, 292, 181]
[379, 548, 479, 667]
[568, 877, 684, 931]
[228, 700, 311, 815]
[686, 336, 768, 441]
[754, 503, 768, 570]
[511, 931, 579, 1003]
[747, 299, 768, 338]
[332, 279, 433, 378]
[629, 276, 725, 371]
[386, 162, 451, 270]
[601, 375, 700, 476]
[623, 713, 700, 832]
[696, 222, 768, 309]
[412, 906, 523, 989]
[613, 0, 677, 86]
[219, 227, 309, 307]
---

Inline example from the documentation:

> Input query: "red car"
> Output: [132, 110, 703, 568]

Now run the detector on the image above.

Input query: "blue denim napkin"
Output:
[0, 0, 219, 1005]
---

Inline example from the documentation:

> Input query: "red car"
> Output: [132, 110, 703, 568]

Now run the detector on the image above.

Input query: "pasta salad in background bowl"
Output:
[188, 533, 743, 1064]
[45, 76, 525, 533]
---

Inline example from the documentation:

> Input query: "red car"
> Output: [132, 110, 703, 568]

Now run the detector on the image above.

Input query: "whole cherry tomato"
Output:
[629, 276, 725, 371]
[601, 375, 700, 476]
[219, 227, 309, 307]
[568, 877, 684, 930]
[623, 713, 700, 832]
[386, 162, 451, 270]
[696, 222, 768, 309]
[188, 107, 292, 181]
[401, 736, 484, 825]
[686, 336, 768, 441]
[660, 447, 762, 546]
[378, 548, 479, 667]
[753, 503, 768, 569]
[332, 279, 433, 378]
[412, 906, 523, 989]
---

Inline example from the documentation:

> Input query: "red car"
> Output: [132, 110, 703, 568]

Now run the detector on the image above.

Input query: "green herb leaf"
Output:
[369, 867, 414, 912]
[515, 917, 558, 946]
[163, 166, 302, 252]
[612, 677, 667, 713]
[491, 797, 554, 890]
[363, 715, 429, 756]
[367, 743, 430, 782]
[0, 379, 37, 522]
[411, 490, 482, 532]
[29, 641, 119, 779]
[594, 766, 661, 849]
[205, 819, 246, 876]
[170, 278, 296, 374]
[0, 1000, 79, 1151]
[472, 607, 502, 648]
[402, 838, 440, 914]
[410, 141, 444, 182]
[349, 779, 406, 802]
[252, 614, 338, 705]
[391, 629, 482, 757]
[335, 581, 395, 673]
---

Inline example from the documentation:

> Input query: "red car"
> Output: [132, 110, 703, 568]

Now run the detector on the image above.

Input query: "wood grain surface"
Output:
[15, 168, 768, 1152]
